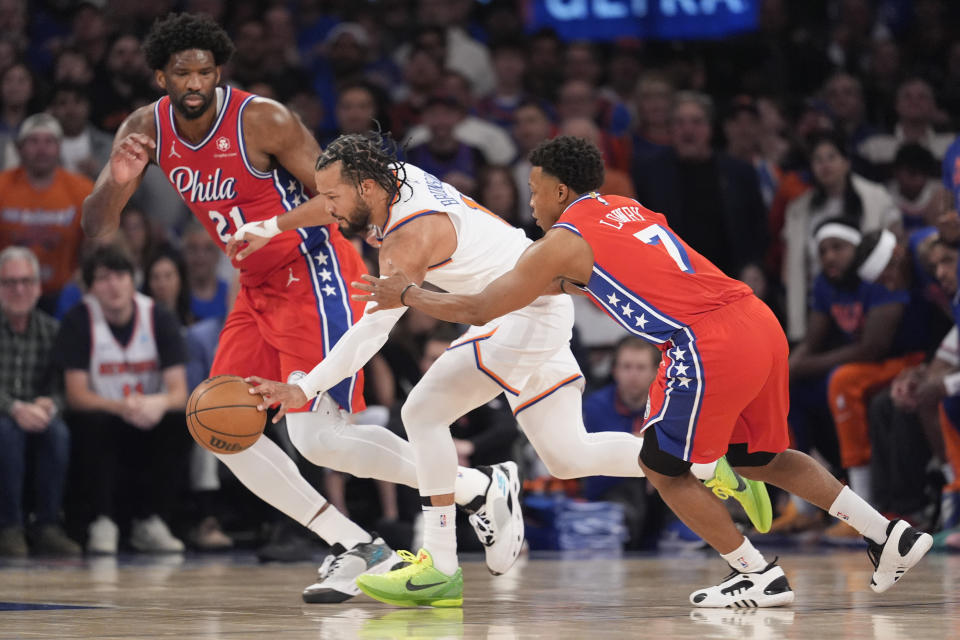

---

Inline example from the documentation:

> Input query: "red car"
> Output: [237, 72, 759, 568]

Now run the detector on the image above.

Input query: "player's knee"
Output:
[286, 412, 345, 461]
[539, 453, 581, 480]
[639, 429, 692, 477]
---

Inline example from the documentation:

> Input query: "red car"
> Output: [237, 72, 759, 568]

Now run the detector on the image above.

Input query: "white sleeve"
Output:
[295, 302, 407, 399]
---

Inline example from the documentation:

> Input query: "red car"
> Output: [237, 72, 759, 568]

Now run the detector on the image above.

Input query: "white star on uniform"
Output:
[291, 194, 302, 206]
[672, 347, 686, 361]
[607, 292, 620, 306]
[319, 269, 332, 282]
[676, 377, 692, 388]
[635, 313, 648, 329]
[621, 303, 633, 317]
[314, 254, 328, 266]
[287, 180, 297, 194]
[322, 284, 337, 296]
[674, 363, 689, 376]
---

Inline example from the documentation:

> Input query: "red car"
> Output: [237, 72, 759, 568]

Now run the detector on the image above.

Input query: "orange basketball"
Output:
[187, 375, 266, 454]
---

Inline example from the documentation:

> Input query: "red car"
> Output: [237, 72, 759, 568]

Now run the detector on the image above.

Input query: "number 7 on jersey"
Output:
[633, 224, 695, 273]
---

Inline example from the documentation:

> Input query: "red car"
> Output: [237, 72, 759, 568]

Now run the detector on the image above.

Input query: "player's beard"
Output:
[173, 89, 214, 120]
[338, 199, 375, 237]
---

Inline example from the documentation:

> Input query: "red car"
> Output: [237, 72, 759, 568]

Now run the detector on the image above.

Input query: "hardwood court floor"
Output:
[1, 549, 958, 639]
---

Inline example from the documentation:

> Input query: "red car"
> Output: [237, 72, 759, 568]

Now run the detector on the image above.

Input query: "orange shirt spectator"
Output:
[0, 114, 93, 300]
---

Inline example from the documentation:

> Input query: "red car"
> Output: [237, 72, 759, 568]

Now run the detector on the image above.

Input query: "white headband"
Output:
[857, 229, 897, 282]
[815, 222, 862, 247]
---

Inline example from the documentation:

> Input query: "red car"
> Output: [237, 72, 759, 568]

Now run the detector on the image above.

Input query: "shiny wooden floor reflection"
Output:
[1, 550, 957, 639]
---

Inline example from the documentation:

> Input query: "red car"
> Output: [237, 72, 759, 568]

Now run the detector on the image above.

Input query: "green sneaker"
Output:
[356, 549, 463, 608]
[704, 457, 773, 533]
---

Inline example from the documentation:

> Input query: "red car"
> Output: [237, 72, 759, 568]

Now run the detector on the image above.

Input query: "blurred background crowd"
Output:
[3, 0, 960, 560]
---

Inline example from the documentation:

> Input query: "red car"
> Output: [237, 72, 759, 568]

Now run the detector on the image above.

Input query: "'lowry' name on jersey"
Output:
[169, 166, 238, 203]
[598, 205, 648, 230]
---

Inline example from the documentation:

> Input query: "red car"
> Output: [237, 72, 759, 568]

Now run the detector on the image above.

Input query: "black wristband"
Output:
[400, 283, 416, 306]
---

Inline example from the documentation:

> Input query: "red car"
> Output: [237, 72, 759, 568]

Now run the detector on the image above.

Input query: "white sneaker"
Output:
[866, 519, 933, 593]
[690, 560, 795, 608]
[468, 461, 524, 576]
[131, 515, 185, 553]
[302, 536, 400, 603]
[87, 515, 119, 555]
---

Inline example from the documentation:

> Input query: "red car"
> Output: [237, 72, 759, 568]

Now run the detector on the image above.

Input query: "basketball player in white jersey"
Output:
[231, 131, 772, 607]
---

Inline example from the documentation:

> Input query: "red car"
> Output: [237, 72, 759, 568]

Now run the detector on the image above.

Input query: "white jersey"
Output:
[85, 292, 163, 401]
[381, 163, 532, 295]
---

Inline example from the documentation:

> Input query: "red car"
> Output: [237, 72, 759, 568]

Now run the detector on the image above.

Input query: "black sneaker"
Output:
[866, 519, 932, 593]
[690, 559, 795, 608]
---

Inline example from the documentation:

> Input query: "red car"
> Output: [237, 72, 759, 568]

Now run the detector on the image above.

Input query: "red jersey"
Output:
[554, 193, 752, 346]
[154, 86, 335, 287]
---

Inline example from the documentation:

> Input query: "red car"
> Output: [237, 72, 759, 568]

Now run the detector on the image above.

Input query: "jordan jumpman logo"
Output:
[286, 268, 300, 288]
[169, 141, 181, 159]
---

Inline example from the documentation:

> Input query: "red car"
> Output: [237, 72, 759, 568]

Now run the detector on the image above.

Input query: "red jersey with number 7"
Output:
[553, 192, 753, 346]
[154, 85, 335, 287]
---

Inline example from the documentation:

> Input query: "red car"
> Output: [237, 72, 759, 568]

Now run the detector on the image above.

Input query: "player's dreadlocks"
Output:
[315, 128, 409, 205]
[529, 135, 605, 195]
[142, 13, 235, 71]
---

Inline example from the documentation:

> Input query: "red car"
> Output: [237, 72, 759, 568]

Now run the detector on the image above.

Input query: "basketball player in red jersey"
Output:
[356, 136, 934, 607]
[80, 13, 503, 603]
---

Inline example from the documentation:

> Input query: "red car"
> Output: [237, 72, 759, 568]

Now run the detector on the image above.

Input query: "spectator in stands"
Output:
[70, 3, 110, 72]
[52, 48, 94, 87]
[405, 94, 486, 197]
[822, 72, 877, 157]
[722, 95, 781, 209]
[478, 165, 520, 227]
[0, 62, 34, 137]
[858, 77, 955, 180]
[90, 33, 155, 133]
[630, 72, 674, 156]
[0, 113, 93, 313]
[0, 246, 80, 557]
[47, 83, 112, 180]
[413, 0, 495, 97]
[329, 82, 381, 144]
[525, 28, 563, 102]
[605, 39, 642, 107]
[476, 38, 529, 131]
[228, 18, 306, 102]
[511, 101, 553, 228]
[182, 223, 229, 322]
[390, 45, 443, 139]
[887, 143, 949, 232]
[119, 206, 159, 289]
[632, 91, 768, 280]
[54, 246, 189, 554]
[581, 338, 659, 548]
[782, 131, 900, 341]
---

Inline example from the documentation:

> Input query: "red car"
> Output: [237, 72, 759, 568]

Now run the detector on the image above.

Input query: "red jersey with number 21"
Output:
[154, 85, 332, 287]
[553, 193, 752, 346]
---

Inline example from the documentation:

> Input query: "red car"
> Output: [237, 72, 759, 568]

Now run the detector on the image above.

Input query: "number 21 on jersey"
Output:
[208, 206, 245, 243]
[633, 224, 695, 273]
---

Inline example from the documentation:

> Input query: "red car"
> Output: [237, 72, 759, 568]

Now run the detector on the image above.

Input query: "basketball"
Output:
[187, 375, 266, 454]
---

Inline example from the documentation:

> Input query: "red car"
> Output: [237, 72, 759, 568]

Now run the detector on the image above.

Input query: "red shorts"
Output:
[211, 230, 367, 413]
[641, 294, 790, 463]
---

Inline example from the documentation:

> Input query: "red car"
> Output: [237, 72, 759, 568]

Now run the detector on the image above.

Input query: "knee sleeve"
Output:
[639, 428, 692, 477]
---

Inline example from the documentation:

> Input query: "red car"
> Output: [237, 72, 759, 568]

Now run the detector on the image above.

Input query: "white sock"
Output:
[829, 486, 889, 544]
[454, 467, 490, 507]
[847, 465, 872, 504]
[422, 504, 458, 575]
[307, 504, 372, 549]
[721, 536, 767, 573]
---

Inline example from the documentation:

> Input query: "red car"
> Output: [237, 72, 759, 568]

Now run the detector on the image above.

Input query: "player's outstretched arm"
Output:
[354, 228, 593, 325]
[294, 216, 449, 400]
[229, 98, 335, 261]
[82, 106, 155, 238]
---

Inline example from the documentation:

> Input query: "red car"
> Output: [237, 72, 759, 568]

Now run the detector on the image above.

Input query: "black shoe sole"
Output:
[302, 589, 355, 604]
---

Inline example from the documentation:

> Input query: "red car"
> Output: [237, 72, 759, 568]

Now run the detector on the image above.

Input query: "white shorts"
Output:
[448, 295, 584, 415]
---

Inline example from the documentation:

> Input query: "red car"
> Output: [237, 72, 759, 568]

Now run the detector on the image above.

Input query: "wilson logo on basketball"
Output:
[208, 435, 242, 452]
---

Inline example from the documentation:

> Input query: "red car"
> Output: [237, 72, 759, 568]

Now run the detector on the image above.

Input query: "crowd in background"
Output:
[3, 0, 960, 558]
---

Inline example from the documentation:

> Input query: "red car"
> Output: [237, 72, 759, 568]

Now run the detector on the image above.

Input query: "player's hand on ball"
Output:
[352, 266, 413, 311]
[244, 376, 308, 423]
